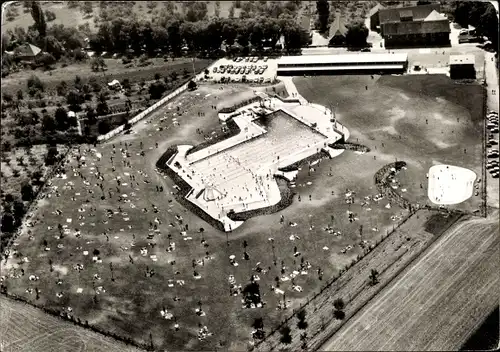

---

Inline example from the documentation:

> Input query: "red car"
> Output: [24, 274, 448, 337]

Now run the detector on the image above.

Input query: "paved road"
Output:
[320, 212, 499, 351]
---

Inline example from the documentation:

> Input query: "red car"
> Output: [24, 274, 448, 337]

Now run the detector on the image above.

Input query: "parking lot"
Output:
[201, 56, 279, 84]
[486, 110, 499, 178]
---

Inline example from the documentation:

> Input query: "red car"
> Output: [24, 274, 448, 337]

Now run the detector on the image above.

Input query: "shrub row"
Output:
[218, 96, 262, 114]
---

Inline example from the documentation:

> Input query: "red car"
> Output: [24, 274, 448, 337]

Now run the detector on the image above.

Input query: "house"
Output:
[14, 43, 42, 61]
[328, 13, 348, 47]
[449, 55, 476, 79]
[378, 4, 450, 48]
[368, 3, 386, 31]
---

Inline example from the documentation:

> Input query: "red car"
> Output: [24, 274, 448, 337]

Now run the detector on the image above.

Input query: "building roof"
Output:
[379, 3, 441, 24]
[328, 14, 348, 40]
[424, 10, 447, 21]
[14, 43, 42, 57]
[277, 64, 405, 72]
[369, 3, 386, 17]
[277, 53, 408, 66]
[382, 20, 450, 35]
[449, 55, 475, 65]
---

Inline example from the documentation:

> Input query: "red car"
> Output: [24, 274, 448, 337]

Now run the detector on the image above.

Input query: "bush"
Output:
[27, 75, 45, 96]
[45, 10, 56, 22]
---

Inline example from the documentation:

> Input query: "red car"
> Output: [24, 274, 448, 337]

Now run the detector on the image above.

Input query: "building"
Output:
[378, 4, 450, 48]
[328, 13, 348, 47]
[369, 3, 386, 31]
[449, 55, 476, 79]
[276, 53, 408, 75]
[14, 43, 42, 61]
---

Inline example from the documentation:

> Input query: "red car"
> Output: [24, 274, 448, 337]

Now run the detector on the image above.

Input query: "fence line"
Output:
[97, 84, 189, 142]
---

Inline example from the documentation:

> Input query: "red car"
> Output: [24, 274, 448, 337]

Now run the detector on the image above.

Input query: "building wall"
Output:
[450, 64, 476, 79]
[328, 34, 346, 47]
[384, 32, 450, 48]
[370, 12, 380, 30]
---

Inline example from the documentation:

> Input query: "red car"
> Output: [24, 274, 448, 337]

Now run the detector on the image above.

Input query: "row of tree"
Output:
[453, 1, 498, 49]
[89, 15, 310, 56]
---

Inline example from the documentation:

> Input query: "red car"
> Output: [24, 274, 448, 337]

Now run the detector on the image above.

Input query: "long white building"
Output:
[277, 53, 408, 75]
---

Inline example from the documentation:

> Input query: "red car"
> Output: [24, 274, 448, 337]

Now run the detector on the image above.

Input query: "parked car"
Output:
[213, 67, 218, 73]
[245, 57, 250, 62]
[263, 57, 269, 62]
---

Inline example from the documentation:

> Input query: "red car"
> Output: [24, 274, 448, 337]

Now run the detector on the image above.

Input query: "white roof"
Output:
[278, 53, 408, 66]
[449, 55, 475, 65]
[277, 64, 405, 72]
[108, 79, 121, 86]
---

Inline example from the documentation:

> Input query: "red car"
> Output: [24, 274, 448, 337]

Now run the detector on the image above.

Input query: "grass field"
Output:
[293, 74, 485, 214]
[321, 210, 499, 351]
[0, 73, 487, 351]
[0, 295, 140, 352]
[1, 80, 405, 351]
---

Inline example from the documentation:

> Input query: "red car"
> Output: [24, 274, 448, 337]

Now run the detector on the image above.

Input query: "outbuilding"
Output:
[276, 53, 408, 75]
[449, 55, 476, 79]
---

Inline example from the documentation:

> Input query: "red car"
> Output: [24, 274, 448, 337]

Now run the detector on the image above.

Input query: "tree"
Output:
[66, 90, 84, 111]
[56, 81, 68, 96]
[149, 81, 167, 100]
[44, 9, 56, 22]
[252, 317, 265, 339]
[297, 308, 308, 330]
[13, 199, 26, 221]
[187, 80, 197, 91]
[26, 75, 44, 97]
[1, 213, 15, 233]
[16, 90, 23, 101]
[333, 309, 345, 320]
[279, 325, 292, 345]
[333, 298, 345, 310]
[369, 269, 379, 285]
[54, 107, 69, 131]
[45, 146, 59, 166]
[170, 71, 178, 81]
[30, 1, 46, 38]
[96, 94, 109, 116]
[97, 120, 110, 135]
[42, 114, 56, 132]
[316, 0, 329, 32]
[90, 57, 106, 72]
[82, 1, 93, 16]
[345, 22, 369, 48]
[21, 182, 34, 201]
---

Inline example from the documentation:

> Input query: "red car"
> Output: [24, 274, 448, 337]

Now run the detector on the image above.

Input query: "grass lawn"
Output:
[293, 74, 485, 214]
[2, 74, 483, 351]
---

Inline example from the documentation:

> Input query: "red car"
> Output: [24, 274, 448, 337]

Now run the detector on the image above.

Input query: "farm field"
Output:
[0, 295, 139, 352]
[1, 79, 410, 351]
[321, 210, 500, 351]
[293, 74, 485, 214]
[2, 1, 98, 33]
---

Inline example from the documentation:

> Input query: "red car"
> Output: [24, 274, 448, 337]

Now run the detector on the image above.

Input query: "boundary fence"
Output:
[97, 84, 189, 142]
